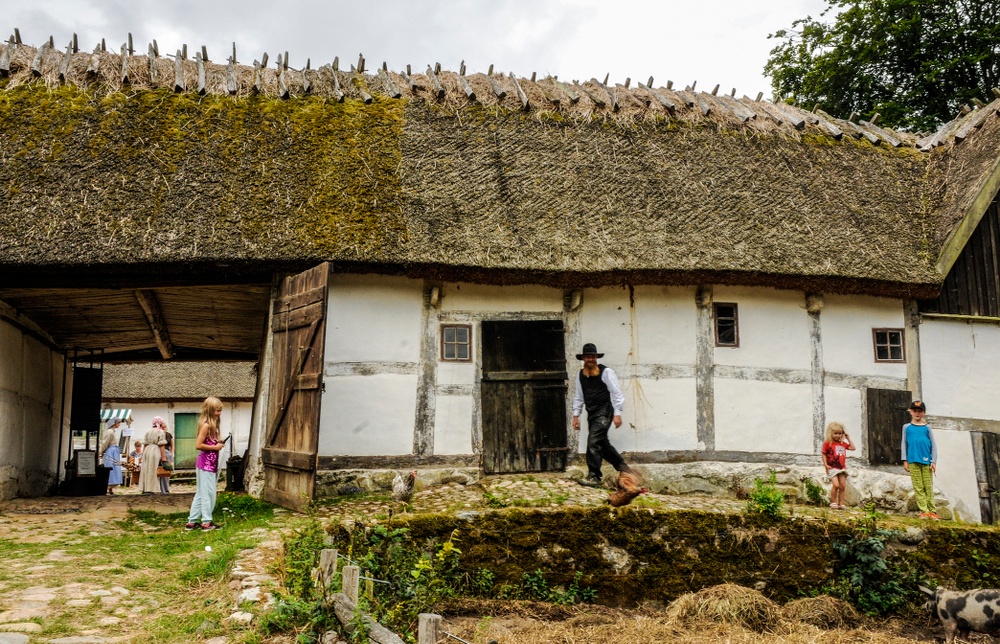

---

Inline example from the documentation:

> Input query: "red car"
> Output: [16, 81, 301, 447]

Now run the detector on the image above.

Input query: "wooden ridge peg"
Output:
[378, 63, 401, 98]
[508, 72, 529, 110]
[426, 63, 445, 99]
[486, 64, 506, 99]
[31, 36, 53, 77]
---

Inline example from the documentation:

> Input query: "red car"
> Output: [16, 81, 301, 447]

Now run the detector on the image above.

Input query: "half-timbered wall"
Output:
[308, 273, 992, 519]
[316, 275, 913, 461]
[0, 315, 67, 499]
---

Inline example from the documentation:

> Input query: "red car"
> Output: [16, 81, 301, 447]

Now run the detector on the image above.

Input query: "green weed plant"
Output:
[827, 502, 915, 616]
[745, 471, 785, 518]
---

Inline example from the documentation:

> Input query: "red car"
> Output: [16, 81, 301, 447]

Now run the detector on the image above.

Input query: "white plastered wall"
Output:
[712, 287, 812, 453]
[437, 282, 564, 455]
[821, 294, 908, 379]
[821, 294, 908, 458]
[0, 316, 66, 499]
[919, 318, 1000, 523]
[320, 274, 424, 456]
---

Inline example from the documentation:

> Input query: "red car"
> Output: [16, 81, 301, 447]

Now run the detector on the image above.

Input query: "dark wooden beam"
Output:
[134, 289, 177, 359]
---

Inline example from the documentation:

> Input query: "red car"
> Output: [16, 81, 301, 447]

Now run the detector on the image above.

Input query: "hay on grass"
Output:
[782, 595, 861, 629]
[664, 583, 782, 633]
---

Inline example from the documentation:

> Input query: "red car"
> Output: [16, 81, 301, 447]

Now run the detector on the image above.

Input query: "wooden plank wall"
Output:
[922, 200, 1000, 316]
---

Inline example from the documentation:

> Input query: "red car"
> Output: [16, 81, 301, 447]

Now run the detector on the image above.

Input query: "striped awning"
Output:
[100, 408, 132, 422]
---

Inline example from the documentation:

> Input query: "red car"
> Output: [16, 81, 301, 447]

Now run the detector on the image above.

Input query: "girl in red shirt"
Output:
[822, 422, 856, 509]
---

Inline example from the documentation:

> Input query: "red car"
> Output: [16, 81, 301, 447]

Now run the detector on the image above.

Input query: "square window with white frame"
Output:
[713, 302, 739, 347]
[872, 328, 905, 362]
[441, 324, 472, 361]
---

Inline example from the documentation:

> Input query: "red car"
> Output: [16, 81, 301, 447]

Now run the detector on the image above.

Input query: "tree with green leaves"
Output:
[765, 0, 1000, 132]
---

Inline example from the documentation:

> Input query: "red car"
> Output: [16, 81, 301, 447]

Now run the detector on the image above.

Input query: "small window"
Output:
[714, 303, 739, 347]
[873, 328, 905, 362]
[441, 324, 472, 361]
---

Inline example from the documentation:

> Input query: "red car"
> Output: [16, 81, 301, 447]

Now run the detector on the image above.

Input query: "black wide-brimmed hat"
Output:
[576, 343, 604, 359]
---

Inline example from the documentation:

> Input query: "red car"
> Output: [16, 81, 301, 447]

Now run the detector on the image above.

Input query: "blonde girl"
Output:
[185, 397, 226, 530]
[821, 421, 855, 509]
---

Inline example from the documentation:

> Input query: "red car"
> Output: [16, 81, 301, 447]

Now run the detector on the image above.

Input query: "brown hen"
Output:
[607, 469, 647, 507]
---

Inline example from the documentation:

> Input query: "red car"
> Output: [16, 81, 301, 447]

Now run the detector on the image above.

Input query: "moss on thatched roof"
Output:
[1, 41, 998, 297]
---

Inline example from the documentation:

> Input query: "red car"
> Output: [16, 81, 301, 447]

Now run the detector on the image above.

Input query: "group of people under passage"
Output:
[573, 342, 940, 519]
[96, 396, 228, 531]
[99, 416, 175, 495]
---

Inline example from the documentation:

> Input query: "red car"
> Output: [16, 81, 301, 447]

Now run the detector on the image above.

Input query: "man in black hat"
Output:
[572, 343, 630, 487]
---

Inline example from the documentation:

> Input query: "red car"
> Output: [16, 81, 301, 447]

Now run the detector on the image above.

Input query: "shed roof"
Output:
[101, 361, 256, 400]
[0, 40, 998, 301]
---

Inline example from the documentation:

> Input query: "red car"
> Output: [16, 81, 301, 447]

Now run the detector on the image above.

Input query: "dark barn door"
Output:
[978, 432, 1000, 524]
[866, 388, 911, 466]
[261, 263, 329, 512]
[481, 320, 567, 474]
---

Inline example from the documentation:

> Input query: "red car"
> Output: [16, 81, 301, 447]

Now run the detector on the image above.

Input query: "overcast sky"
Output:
[4, 0, 830, 99]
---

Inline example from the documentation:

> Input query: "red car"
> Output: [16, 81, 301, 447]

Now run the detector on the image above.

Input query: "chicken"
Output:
[607, 469, 647, 507]
[391, 470, 417, 505]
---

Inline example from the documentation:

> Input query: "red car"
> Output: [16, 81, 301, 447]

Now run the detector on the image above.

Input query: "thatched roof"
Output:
[2, 40, 999, 298]
[102, 361, 256, 400]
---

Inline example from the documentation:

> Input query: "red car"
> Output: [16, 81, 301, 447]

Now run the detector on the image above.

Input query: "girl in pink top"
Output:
[185, 397, 227, 530]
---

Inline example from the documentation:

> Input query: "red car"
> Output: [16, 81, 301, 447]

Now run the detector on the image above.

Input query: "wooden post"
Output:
[318, 548, 338, 587]
[417, 613, 441, 644]
[342, 565, 360, 603]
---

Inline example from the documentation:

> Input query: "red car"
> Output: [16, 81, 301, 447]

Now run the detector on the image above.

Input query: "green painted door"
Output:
[174, 413, 199, 469]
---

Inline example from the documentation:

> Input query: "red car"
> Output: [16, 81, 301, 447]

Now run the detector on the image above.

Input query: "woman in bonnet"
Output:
[139, 417, 168, 494]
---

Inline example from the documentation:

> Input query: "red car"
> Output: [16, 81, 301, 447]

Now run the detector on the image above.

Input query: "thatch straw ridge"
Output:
[0, 40, 942, 143]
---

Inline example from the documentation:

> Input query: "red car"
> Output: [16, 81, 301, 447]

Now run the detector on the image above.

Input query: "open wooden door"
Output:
[261, 263, 329, 511]
[481, 320, 567, 474]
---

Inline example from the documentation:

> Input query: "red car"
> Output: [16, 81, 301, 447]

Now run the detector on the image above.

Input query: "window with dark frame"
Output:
[441, 324, 472, 361]
[713, 303, 739, 347]
[873, 328, 905, 362]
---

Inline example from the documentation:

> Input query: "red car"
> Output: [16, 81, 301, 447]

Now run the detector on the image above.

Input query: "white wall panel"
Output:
[712, 287, 810, 370]
[577, 287, 634, 372]
[623, 377, 699, 452]
[320, 374, 418, 456]
[326, 274, 424, 363]
[824, 386, 865, 459]
[439, 283, 562, 312]
[822, 294, 906, 378]
[632, 285, 697, 365]
[922, 319, 1000, 421]
[715, 379, 813, 453]
[933, 429, 980, 523]
[434, 395, 474, 455]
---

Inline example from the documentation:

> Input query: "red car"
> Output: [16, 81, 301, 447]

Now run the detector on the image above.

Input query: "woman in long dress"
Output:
[158, 431, 174, 494]
[99, 418, 124, 495]
[139, 417, 168, 494]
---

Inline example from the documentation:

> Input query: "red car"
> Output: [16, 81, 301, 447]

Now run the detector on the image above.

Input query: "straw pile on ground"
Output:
[441, 595, 929, 643]
[663, 583, 783, 633]
[782, 594, 862, 629]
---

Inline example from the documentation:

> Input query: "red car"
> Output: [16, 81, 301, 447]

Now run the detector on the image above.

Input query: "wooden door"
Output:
[866, 388, 911, 465]
[481, 320, 567, 474]
[977, 432, 1000, 524]
[261, 263, 329, 511]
